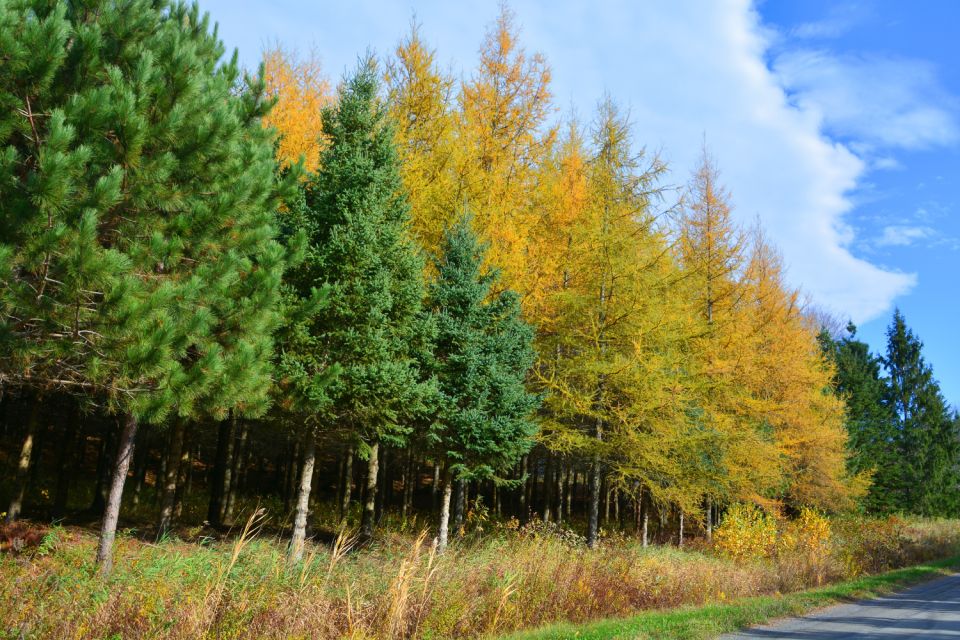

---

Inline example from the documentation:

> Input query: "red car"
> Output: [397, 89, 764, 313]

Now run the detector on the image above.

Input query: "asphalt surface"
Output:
[721, 573, 960, 639]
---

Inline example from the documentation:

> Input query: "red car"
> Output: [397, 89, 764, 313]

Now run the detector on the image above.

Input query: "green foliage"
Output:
[820, 324, 900, 512]
[821, 313, 960, 517]
[295, 58, 428, 445]
[0, 0, 293, 422]
[425, 217, 539, 481]
[882, 310, 959, 516]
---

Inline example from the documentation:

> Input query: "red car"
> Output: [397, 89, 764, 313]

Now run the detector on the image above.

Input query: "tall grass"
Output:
[2, 516, 960, 639]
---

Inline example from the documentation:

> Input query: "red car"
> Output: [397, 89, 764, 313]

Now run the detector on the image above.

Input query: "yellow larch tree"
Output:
[676, 149, 782, 512]
[455, 5, 557, 294]
[742, 229, 864, 510]
[385, 23, 458, 259]
[262, 46, 331, 173]
[536, 100, 691, 547]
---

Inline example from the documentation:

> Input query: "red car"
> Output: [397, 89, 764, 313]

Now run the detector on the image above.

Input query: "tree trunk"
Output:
[359, 440, 379, 542]
[587, 455, 601, 549]
[431, 461, 441, 511]
[340, 443, 354, 523]
[402, 449, 414, 520]
[289, 432, 316, 563]
[218, 417, 237, 526]
[174, 430, 191, 520]
[642, 503, 649, 547]
[678, 511, 684, 547]
[705, 498, 713, 541]
[208, 418, 231, 525]
[541, 455, 553, 522]
[52, 419, 78, 519]
[224, 419, 248, 524]
[158, 419, 186, 537]
[6, 405, 39, 523]
[555, 461, 565, 525]
[518, 455, 528, 522]
[90, 420, 116, 515]
[376, 445, 389, 521]
[95, 413, 138, 576]
[130, 431, 149, 507]
[437, 470, 453, 553]
[452, 477, 466, 531]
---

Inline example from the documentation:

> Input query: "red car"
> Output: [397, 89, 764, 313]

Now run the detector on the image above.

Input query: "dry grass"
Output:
[2, 515, 960, 639]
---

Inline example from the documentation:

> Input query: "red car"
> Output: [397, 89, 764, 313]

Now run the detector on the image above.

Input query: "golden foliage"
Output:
[262, 46, 331, 173]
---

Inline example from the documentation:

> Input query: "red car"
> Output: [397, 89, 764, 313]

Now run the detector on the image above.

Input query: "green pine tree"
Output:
[883, 310, 959, 516]
[0, 1, 292, 572]
[426, 217, 539, 551]
[819, 323, 899, 513]
[301, 58, 428, 542]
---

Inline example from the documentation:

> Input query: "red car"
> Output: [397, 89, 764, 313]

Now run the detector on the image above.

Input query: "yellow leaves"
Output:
[386, 24, 458, 259]
[455, 5, 556, 292]
[713, 503, 778, 561]
[262, 46, 331, 173]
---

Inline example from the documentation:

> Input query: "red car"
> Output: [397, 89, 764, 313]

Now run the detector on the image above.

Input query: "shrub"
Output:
[713, 503, 778, 561]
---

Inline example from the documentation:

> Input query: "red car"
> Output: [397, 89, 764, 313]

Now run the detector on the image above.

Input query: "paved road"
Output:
[722, 574, 960, 639]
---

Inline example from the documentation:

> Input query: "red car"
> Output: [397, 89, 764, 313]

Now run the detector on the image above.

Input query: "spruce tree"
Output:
[820, 324, 899, 513]
[426, 217, 539, 551]
[0, 1, 290, 572]
[882, 310, 959, 516]
[301, 59, 427, 542]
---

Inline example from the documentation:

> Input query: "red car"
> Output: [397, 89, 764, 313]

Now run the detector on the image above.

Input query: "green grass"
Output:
[503, 555, 960, 640]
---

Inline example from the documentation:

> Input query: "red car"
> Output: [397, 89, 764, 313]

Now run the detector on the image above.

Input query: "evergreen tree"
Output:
[302, 59, 427, 542]
[882, 310, 959, 516]
[820, 323, 899, 513]
[426, 217, 539, 551]
[0, 1, 291, 572]
[273, 185, 339, 562]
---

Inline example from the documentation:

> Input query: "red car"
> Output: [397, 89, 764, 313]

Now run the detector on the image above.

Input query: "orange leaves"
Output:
[261, 46, 331, 173]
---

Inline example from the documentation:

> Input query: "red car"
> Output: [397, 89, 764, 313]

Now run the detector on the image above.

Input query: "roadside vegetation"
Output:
[4, 512, 960, 639]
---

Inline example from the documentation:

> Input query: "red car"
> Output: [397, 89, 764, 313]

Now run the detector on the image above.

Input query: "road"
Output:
[722, 574, 960, 639]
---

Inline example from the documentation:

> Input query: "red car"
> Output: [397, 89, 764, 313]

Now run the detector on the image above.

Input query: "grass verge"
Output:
[503, 554, 960, 640]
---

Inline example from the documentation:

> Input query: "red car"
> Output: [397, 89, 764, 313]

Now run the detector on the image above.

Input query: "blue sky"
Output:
[201, 0, 959, 406]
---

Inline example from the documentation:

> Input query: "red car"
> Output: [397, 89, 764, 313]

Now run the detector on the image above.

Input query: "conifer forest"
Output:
[2, 2, 960, 639]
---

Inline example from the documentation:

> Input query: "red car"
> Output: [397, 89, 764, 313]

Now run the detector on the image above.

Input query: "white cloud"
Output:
[774, 50, 959, 150]
[203, 0, 928, 324]
[875, 225, 936, 247]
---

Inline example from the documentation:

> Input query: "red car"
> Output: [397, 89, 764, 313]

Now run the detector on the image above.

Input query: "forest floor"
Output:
[2, 514, 960, 639]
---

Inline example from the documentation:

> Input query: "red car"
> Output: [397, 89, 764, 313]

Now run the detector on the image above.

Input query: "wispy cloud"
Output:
[875, 225, 936, 247]
[774, 50, 960, 151]
[790, 2, 865, 40]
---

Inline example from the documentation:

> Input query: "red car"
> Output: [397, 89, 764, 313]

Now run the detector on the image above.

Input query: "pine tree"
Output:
[426, 217, 539, 552]
[302, 59, 427, 542]
[882, 310, 959, 516]
[0, 0, 291, 572]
